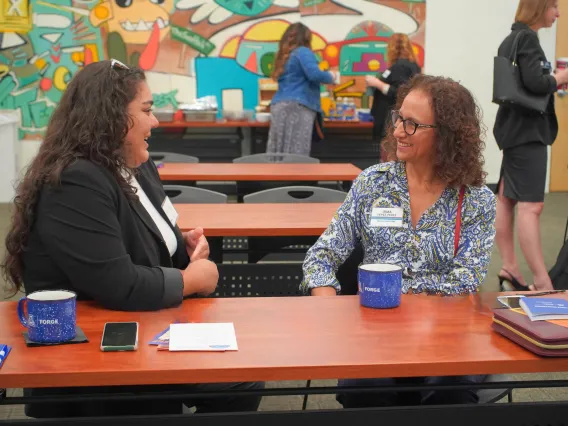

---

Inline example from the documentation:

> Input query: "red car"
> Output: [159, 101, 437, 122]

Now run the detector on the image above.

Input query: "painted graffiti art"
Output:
[0, 0, 425, 137]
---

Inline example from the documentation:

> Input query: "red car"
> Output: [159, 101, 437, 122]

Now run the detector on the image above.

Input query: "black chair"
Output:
[152, 152, 200, 187]
[243, 186, 347, 204]
[233, 153, 320, 164]
[213, 263, 304, 298]
[163, 185, 228, 204]
[150, 152, 199, 163]
[233, 154, 320, 201]
[214, 263, 307, 408]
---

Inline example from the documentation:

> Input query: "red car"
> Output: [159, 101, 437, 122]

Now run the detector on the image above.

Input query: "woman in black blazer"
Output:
[493, 0, 568, 291]
[366, 33, 421, 153]
[2, 60, 262, 417]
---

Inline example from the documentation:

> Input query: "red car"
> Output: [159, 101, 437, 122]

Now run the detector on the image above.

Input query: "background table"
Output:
[158, 163, 362, 182]
[175, 203, 340, 237]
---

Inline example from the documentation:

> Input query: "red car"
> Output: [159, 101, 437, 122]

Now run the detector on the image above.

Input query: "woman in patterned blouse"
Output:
[302, 74, 497, 406]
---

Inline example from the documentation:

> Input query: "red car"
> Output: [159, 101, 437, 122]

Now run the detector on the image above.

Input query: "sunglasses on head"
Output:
[110, 59, 129, 70]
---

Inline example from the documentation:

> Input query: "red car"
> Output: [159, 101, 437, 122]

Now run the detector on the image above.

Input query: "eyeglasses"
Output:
[110, 58, 129, 70]
[391, 110, 437, 136]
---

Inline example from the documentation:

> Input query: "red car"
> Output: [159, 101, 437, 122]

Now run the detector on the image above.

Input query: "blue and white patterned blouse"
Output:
[302, 161, 497, 295]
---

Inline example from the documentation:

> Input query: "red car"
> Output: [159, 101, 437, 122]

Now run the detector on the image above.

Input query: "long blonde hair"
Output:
[515, 0, 553, 26]
[387, 33, 416, 67]
[272, 23, 312, 80]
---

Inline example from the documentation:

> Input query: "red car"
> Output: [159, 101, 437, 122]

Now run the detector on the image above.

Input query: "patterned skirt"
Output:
[266, 101, 316, 156]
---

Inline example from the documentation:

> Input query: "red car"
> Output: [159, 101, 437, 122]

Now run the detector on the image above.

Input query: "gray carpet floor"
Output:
[2, 193, 568, 418]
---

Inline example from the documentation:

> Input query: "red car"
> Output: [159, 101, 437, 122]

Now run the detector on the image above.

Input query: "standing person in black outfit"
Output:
[493, 0, 568, 291]
[366, 33, 421, 158]
[2, 59, 263, 418]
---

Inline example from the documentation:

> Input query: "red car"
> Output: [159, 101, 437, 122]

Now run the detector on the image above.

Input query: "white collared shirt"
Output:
[130, 176, 178, 257]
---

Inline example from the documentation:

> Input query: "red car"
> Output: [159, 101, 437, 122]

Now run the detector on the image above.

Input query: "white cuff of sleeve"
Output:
[381, 84, 390, 96]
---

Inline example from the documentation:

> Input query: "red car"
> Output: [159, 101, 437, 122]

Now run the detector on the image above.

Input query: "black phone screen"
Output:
[102, 322, 138, 347]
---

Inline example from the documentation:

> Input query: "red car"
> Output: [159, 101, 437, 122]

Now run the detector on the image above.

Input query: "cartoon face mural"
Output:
[1, 0, 426, 138]
[0, 0, 104, 137]
[105, 0, 175, 45]
[30, 1, 103, 99]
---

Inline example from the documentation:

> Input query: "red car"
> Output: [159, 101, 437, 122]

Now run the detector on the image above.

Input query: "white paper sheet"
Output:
[168, 323, 238, 351]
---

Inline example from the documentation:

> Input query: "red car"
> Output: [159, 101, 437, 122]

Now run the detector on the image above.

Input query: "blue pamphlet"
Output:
[520, 298, 568, 321]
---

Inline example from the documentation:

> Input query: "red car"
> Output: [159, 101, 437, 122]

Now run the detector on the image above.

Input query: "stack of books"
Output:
[492, 297, 568, 357]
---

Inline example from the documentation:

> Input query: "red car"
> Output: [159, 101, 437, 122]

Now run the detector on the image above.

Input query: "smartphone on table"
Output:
[496, 295, 525, 309]
[100, 322, 139, 352]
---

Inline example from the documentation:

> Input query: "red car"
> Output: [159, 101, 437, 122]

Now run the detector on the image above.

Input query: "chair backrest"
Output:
[150, 152, 199, 163]
[233, 153, 320, 164]
[163, 185, 227, 204]
[214, 263, 304, 297]
[243, 186, 347, 204]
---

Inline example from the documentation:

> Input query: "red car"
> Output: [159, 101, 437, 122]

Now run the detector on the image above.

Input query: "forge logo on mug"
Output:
[17, 290, 77, 343]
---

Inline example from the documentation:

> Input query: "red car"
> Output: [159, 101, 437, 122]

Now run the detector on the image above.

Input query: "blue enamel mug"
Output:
[358, 264, 403, 309]
[17, 290, 77, 343]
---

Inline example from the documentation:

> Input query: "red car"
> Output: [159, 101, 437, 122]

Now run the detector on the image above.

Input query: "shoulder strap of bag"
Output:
[509, 30, 527, 64]
[315, 112, 324, 138]
[454, 186, 465, 258]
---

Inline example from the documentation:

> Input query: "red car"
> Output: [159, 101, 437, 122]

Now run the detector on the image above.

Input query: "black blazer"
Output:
[493, 22, 558, 150]
[370, 59, 421, 140]
[22, 159, 190, 311]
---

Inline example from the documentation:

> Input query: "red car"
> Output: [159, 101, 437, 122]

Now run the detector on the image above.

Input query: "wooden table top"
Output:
[1, 295, 566, 389]
[158, 120, 373, 129]
[158, 163, 362, 181]
[175, 203, 340, 236]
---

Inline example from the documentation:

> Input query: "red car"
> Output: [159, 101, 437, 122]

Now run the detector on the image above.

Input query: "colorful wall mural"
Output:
[0, 0, 426, 139]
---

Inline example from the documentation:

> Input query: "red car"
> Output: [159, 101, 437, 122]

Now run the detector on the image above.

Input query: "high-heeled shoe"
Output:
[498, 269, 529, 292]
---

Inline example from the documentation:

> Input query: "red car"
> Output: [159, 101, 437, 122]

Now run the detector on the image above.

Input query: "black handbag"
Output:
[492, 30, 550, 113]
[311, 111, 324, 142]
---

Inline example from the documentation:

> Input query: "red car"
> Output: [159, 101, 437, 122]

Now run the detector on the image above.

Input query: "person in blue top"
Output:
[302, 75, 497, 407]
[267, 22, 337, 155]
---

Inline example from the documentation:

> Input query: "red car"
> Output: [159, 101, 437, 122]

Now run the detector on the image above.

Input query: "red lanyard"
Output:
[454, 186, 465, 257]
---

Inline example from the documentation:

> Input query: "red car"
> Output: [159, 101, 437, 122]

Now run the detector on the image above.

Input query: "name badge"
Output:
[162, 196, 179, 227]
[382, 69, 391, 79]
[370, 207, 403, 228]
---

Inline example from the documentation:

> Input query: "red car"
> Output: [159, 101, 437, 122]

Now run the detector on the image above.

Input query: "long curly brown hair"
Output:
[387, 33, 417, 67]
[383, 74, 487, 188]
[2, 60, 146, 294]
[272, 22, 312, 80]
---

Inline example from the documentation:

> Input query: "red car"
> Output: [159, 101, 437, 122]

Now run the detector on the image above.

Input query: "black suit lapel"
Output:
[133, 162, 188, 268]
[128, 192, 164, 245]
[136, 163, 173, 229]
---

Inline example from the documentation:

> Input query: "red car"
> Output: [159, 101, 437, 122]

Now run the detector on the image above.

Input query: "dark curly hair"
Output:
[2, 60, 146, 294]
[383, 74, 487, 188]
